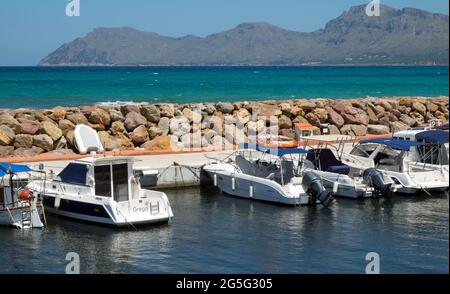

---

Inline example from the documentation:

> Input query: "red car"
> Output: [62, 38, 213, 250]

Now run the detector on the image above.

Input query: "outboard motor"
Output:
[363, 168, 393, 198]
[302, 172, 334, 207]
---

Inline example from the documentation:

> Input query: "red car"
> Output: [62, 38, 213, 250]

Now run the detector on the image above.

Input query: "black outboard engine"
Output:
[302, 172, 334, 207]
[363, 168, 393, 198]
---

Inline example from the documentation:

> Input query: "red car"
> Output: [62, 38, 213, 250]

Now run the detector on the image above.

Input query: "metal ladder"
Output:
[21, 205, 32, 229]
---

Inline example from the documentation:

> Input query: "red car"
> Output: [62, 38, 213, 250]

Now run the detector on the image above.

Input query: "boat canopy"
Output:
[415, 130, 449, 145]
[359, 138, 423, 151]
[57, 163, 88, 185]
[239, 144, 308, 157]
[0, 162, 31, 177]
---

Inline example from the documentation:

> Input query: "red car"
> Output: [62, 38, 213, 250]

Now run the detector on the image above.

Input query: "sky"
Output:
[0, 0, 448, 66]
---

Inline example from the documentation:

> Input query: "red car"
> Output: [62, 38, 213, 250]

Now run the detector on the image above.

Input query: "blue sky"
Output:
[0, 0, 448, 66]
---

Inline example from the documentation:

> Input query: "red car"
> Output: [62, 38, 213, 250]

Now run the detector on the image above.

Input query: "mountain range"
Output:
[39, 4, 449, 66]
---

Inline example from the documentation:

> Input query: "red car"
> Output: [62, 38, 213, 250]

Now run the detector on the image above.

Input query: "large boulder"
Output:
[98, 131, 114, 151]
[216, 102, 235, 114]
[0, 114, 21, 133]
[0, 146, 15, 158]
[13, 147, 44, 158]
[305, 113, 321, 127]
[33, 134, 53, 152]
[400, 114, 417, 127]
[390, 121, 409, 132]
[159, 104, 175, 118]
[58, 119, 76, 136]
[141, 135, 173, 150]
[141, 105, 161, 123]
[130, 125, 150, 145]
[182, 108, 202, 124]
[0, 125, 15, 146]
[312, 108, 328, 123]
[40, 121, 63, 141]
[157, 117, 170, 135]
[367, 125, 390, 135]
[14, 134, 33, 149]
[412, 102, 427, 116]
[278, 115, 293, 129]
[124, 112, 147, 132]
[109, 109, 125, 122]
[120, 104, 140, 115]
[89, 109, 111, 127]
[67, 112, 88, 125]
[49, 107, 67, 121]
[149, 127, 163, 139]
[325, 106, 344, 128]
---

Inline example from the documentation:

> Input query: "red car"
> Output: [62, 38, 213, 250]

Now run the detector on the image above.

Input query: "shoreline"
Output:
[1, 96, 448, 160]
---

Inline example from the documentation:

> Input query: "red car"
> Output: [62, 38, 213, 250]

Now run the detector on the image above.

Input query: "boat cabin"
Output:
[0, 163, 31, 209]
[55, 156, 139, 202]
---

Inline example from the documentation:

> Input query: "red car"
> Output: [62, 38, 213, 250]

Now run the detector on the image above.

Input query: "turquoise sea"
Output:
[0, 66, 448, 109]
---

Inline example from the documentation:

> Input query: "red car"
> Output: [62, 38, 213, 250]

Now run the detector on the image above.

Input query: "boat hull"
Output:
[42, 194, 172, 227]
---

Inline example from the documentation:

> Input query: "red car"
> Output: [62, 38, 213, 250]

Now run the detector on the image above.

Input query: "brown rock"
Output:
[66, 130, 75, 147]
[159, 104, 175, 118]
[250, 103, 282, 118]
[292, 115, 309, 124]
[112, 133, 134, 150]
[279, 128, 295, 139]
[0, 146, 14, 158]
[141, 135, 173, 151]
[298, 101, 317, 112]
[216, 103, 235, 114]
[141, 105, 161, 123]
[33, 134, 53, 152]
[14, 134, 33, 149]
[400, 114, 417, 127]
[278, 115, 293, 129]
[18, 119, 40, 135]
[130, 125, 150, 145]
[149, 127, 163, 139]
[328, 125, 341, 135]
[0, 125, 15, 146]
[120, 104, 140, 115]
[399, 98, 413, 107]
[79, 106, 97, 116]
[367, 125, 390, 135]
[312, 108, 328, 123]
[124, 112, 147, 132]
[58, 119, 76, 136]
[325, 106, 345, 128]
[13, 147, 44, 158]
[109, 109, 125, 122]
[40, 121, 63, 141]
[67, 112, 88, 125]
[390, 121, 409, 132]
[49, 107, 67, 121]
[0, 114, 21, 133]
[89, 109, 111, 127]
[412, 102, 427, 116]
[305, 112, 321, 127]
[426, 102, 439, 113]
[367, 107, 378, 124]
[110, 121, 126, 135]
[98, 131, 114, 151]
[410, 112, 425, 125]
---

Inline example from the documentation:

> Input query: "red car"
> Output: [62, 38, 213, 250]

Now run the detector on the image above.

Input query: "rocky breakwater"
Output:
[0, 96, 448, 158]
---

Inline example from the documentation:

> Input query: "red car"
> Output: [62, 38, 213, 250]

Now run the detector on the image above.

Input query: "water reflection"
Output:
[0, 188, 448, 274]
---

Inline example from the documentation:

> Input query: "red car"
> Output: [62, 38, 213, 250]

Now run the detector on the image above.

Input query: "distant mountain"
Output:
[39, 4, 449, 66]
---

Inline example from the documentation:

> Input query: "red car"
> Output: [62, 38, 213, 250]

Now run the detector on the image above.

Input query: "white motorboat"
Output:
[30, 156, 174, 227]
[341, 129, 449, 195]
[1, 162, 45, 229]
[202, 144, 334, 207]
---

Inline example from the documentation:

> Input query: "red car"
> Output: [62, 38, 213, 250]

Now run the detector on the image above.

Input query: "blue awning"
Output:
[0, 162, 31, 177]
[238, 144, 308, 157]
[359, 138, 423, 151]
[415, 130, 449, 145]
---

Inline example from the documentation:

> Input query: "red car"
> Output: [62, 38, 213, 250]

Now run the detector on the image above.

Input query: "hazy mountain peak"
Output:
[39, 4, 448, 66]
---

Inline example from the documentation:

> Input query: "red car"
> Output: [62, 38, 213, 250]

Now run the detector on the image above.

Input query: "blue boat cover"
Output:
[306, 149, 350, 175]
[415, 130, 449, 145]
[239, 144, 308, 157]
[57, 163, 88, 185]
[0, 162, 31, 177]
[360, 138, 423, 151]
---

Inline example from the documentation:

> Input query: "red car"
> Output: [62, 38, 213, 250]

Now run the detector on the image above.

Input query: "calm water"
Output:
[0, 66, 448, 109]
[0, 187, 448, 274]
